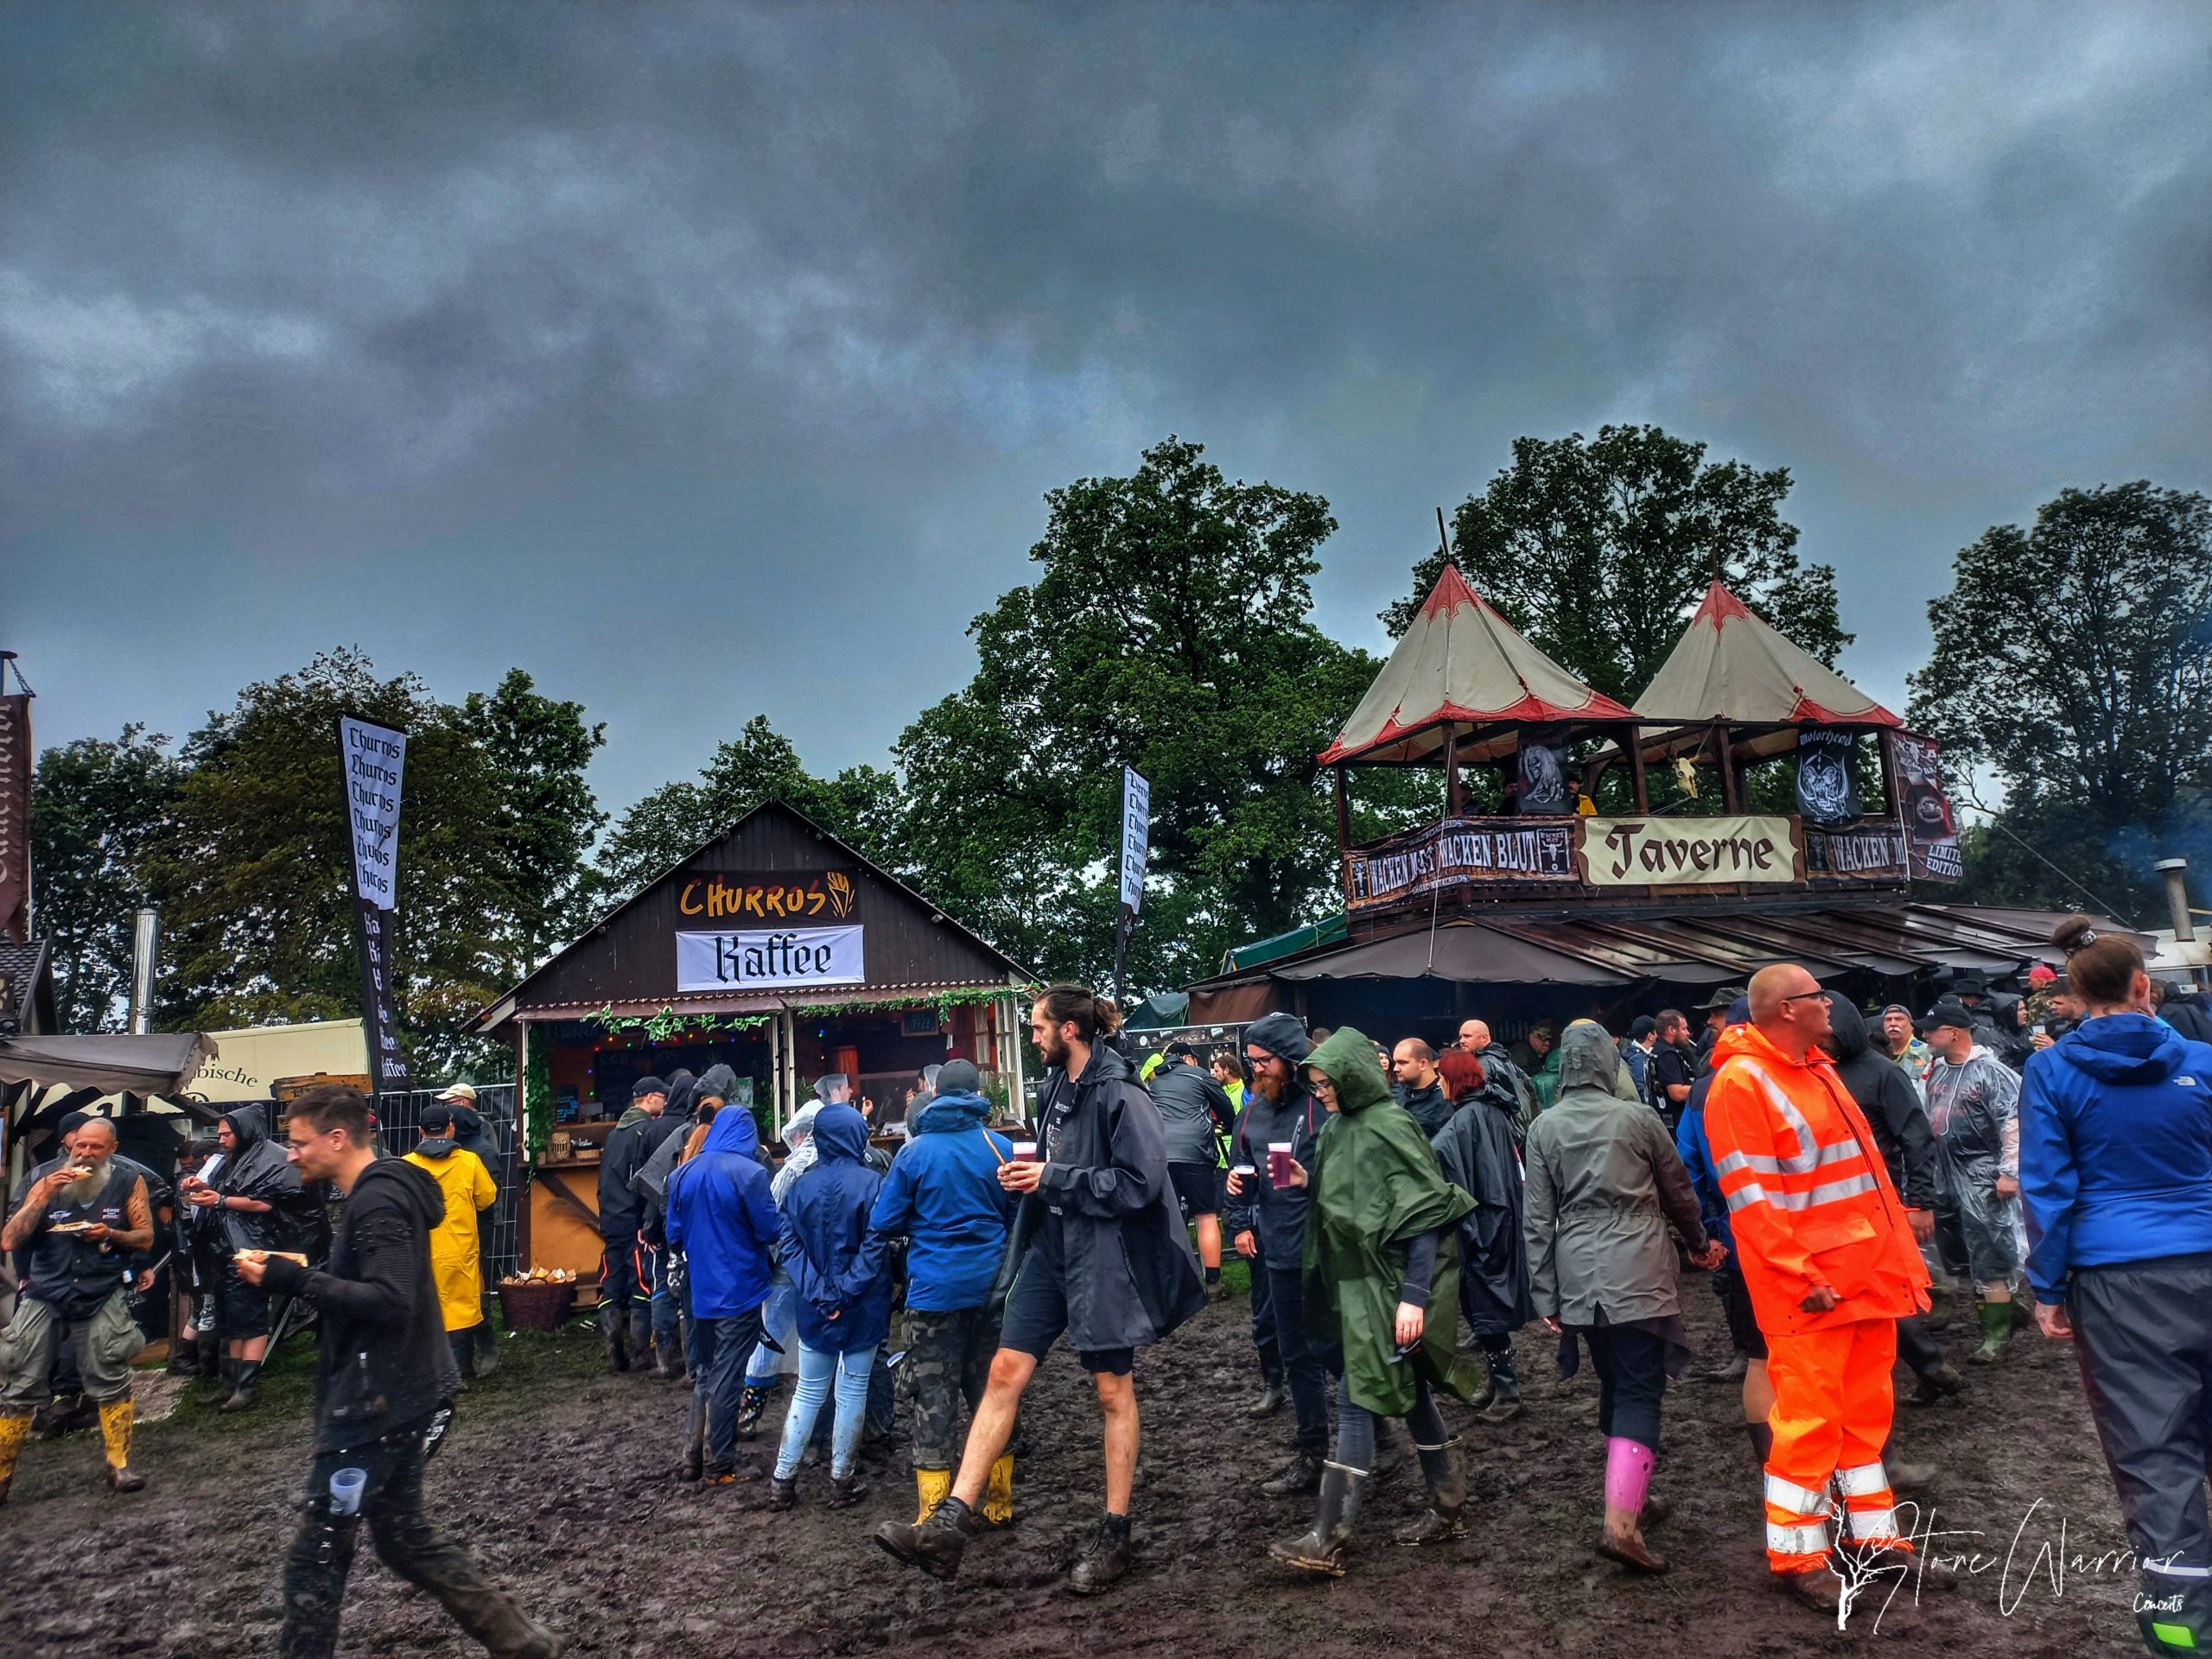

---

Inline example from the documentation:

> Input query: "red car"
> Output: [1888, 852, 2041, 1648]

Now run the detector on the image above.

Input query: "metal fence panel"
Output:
[372, 1086, 520, 1286]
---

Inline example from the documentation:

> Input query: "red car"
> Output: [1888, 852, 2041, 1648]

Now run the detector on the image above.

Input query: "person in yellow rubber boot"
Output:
[0, 1116, 155, 1502]
[864, 1060, 1017, 1525]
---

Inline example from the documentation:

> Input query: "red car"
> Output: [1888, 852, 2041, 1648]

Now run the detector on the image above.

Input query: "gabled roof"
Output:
[1633, 582, 1899, 728]
[1321, 565, 1636, 766]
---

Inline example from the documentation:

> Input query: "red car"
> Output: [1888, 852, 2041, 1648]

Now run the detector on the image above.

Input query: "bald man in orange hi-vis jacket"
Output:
[1702, 964, 1931, 1618]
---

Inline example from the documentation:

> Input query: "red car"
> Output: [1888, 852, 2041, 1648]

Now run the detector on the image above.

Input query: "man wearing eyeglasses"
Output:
[1701, 965, 1932, 1618]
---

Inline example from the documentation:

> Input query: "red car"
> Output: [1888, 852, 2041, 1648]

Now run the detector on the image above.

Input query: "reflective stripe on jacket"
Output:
[1702, 1023, 1929, 1336]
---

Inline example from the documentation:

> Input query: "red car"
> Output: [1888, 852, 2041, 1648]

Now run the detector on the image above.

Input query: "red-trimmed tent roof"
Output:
[1321, 565, 1636, 766]
[1631, 582, 1900, 728]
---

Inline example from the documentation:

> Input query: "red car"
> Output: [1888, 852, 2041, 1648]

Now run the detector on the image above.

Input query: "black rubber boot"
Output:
[681, 1395, 706, 1482]
[221, 1361, 263, 1413]
[735, 1379, 778, 1440]
[1745, 1420, 1775, 1466]
[1261, 1449, 1324, 1497]
[1907, 1361, 1966, 1406]
[168, 1331, 200, 1377]
[1370, 1423, 1408, 1482]
[831, 1471, 871, 1508]
[473, 1323, 501, 1380]
[1395, 1439, 1467, 1546]
[602, 1309, 630, 1374]
[1478, 1347, 1522, 1423]
[203, 1359, 235, 1402]
[873, 1492, 983, 1580]
[199, 1339, 222, 1380]
[1269, 1461, 1365, 1576]
[628, 1308, 654, 1375]
[768, 1476, 798, 1511]
[1247, 1383, 1286, 1417]
[1068, 1513, 1134, 1595]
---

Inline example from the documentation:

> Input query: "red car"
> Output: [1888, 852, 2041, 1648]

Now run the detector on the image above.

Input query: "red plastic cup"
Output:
[1268, 1141, 1295, 1186]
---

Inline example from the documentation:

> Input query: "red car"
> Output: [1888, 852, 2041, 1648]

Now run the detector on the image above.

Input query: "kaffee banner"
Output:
[677, 925, 866, 993]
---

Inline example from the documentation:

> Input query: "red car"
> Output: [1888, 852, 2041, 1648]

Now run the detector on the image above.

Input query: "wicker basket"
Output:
[496, 1281, 577, 1333]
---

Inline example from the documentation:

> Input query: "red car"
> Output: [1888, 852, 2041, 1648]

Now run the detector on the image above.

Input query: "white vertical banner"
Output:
[340, 716, 408, 908]
[1118, 766, 1151, 914]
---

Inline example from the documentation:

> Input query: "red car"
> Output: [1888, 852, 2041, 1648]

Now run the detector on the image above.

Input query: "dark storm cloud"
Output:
[5, 2, 2206, 810]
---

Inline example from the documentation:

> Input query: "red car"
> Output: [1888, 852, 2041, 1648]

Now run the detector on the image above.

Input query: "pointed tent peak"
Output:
[1633, 584, 1899, 728]
[1694, 581, 1755, 626]
[1320, 566, 1635, 766]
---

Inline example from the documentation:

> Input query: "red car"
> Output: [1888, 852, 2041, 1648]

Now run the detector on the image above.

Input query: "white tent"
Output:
[1635, 582, 1900, 730]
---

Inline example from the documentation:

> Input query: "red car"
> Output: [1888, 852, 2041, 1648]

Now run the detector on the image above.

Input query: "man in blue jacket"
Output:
[664, 1105, 781, 1484]
[868, 1059, 1015, 1528]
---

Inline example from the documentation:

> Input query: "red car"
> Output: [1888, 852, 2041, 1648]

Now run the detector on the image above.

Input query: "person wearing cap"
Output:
[1878, 1006, 1931, 1084]
[1703, 965, 1930, 1616]
[434, 1082, 505, 1376]
[1692, 988, 1745, 1070]
[868, 1058, 1018, 1528]
[402, 1104, 499, 1386]
[1223, 1012, 1333, 1496]
[1919, 997, 2025, 1363]
[1148, 1042, 1235, 1296]
[595, 1076, 668, 1374]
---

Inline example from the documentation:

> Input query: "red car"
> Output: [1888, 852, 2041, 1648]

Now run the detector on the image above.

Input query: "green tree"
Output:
[1387, 425, 1847, 702]
[461, 669, 607, 975]
[28, 726, 185, 1030]
[1907, 481, 2212, 919]
[592, 715, 906, 901]
[897, 435, 1408, 990]
[149, 650, 520, 1070]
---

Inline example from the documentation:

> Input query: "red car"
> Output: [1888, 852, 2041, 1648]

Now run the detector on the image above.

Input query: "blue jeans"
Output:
[772, 1341, 876, 1482]
[743, 1270, 798, 1385]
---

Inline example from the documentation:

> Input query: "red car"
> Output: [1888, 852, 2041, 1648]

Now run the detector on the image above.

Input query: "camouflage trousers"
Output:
[902, 1304, 1001, 1471]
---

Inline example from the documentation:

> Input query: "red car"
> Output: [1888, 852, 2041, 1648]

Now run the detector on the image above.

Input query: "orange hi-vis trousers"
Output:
[1761, 1318, 1910, 1572]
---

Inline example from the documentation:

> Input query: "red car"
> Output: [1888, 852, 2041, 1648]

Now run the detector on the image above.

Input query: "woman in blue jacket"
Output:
[770, 1103, 891, 1509]
[2022, 915, 2212, 1657]
[866, 1059, 1016, 1525]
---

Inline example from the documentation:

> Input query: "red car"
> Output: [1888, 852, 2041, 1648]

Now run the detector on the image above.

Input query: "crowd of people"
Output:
[1, 920, 2209, 1656]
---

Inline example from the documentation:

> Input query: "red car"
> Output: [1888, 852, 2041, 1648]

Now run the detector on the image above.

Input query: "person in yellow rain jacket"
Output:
[403, 1103, 499, 1383]
[1702, 963, 1931, 1620]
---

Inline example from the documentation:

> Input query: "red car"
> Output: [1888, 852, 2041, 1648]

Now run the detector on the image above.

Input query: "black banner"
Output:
[1344, 816, 1578, 912]
[339, 716, 410, 1091]
[1515, 723, 1573, 816]
[0, 695, 28, 940]
[1802, 818, 1910, 881]
[1886, 729, 1964, 881]
[1795, 728, 1860, 824]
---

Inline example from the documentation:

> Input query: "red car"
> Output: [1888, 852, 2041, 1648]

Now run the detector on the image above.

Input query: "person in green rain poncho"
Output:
[1268, 1027, 1487, 1576]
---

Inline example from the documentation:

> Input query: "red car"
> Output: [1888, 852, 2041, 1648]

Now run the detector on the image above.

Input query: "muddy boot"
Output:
[35, 1391, 85, 1437]
[1969, 1300, 2012, 1364]
[1269, 1461, 1365, 1577]
[1261, 1448, 1324, 1497]
[203, 1358, 235, 1403]
[0, 1408, 31, 1509]
[222, 1361, 264, 1412]
[1370, 1423, 1408, 1482]
[1477, 1347, 1523, 1424]
[1775, 1564, 1844, 1615]
[664, 1321, 687, 1383]
[767, 1476, 798, 1511]
[448, 1332, 475, 1392]
[1906, 1361, 1965, 1406]
[681, 1395, 706, 1482]
[1395, 1438, 1467, 1546]
[1887, 1461, 1938, 1496]
[281, 1507, 361, 1659]
[912, 1467, 953, 1525]
[874, 1492, 983, 1580]
[473, 1322, 501, 1379]
[602, 1309, 630, 1374]
[168, 1330, 200, 1377]
[735, 1378, 779, 1440]
[831, 1471, 870, 1508]
[982, 1455, 1014, 1526]
[628, 1308, 654, 1376]
[199, 1339, 222, 1380]
[1246, 1382, 1286, 1418]
[99, 1398, 146, 1493]
[1068, 1513, 1134, 1595]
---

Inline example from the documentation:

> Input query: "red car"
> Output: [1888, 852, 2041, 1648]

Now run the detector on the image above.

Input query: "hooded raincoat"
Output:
[400, 1137, 497, 1332]
[1429, 1069, 1535, 1339]
[1300, 1027, 1483, 1417]
[870, 1087, 1015, 1311]
[778, 1105, 892, 1353]
[214, 1104, 310, 1254]
[1924, 1042, 2024, 1281]
[664, 1106, 782, 1319]
[1825, 1000, 1940, 1213]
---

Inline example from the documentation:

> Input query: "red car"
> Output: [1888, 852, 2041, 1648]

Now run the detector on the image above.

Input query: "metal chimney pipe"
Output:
[128, 907, 159, 1033]
[2156, 859, 2196, 944]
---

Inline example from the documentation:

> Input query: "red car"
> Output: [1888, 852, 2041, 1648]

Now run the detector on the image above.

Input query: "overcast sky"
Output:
[7, 2, 2206, 819]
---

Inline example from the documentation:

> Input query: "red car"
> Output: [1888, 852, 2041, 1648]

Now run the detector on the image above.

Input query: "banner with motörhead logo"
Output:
[338, 716, 410, 1092]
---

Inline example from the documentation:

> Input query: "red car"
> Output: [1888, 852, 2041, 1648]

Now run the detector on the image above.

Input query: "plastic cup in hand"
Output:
[328, 1467, 367, 1516]
[1230, 1162, 1256, 1193]
[1268, 1141, 1295, 1186]
[1010, 1141, 1039, 1164]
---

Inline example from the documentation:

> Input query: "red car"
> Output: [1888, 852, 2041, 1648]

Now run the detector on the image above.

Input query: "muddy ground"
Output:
[0, 1268, 2147, 1657]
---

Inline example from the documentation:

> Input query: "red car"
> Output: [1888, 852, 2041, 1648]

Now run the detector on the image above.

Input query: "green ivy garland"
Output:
[523, 1026, 553, 1161]
[587, 1005, 772, 1044]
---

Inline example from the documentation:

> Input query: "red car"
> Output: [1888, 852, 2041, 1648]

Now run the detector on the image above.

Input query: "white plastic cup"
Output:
[329, 1467, 367, 1516]
[1010, 1141, 1039, 1165]
[1268, 1141, 1295, 1185]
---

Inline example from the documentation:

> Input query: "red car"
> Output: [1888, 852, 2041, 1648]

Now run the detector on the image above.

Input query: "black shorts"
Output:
[998, 1225, 1135, 1376]
[1167, 1162, 1219, 1219]
[1713, 1263, 1767, 1360]
[220, 1269, 272, 1338]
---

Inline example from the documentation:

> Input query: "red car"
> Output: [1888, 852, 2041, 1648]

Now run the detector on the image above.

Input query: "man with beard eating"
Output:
[0, 1116, 155, 1500]
[874, 983, 1203, 1594]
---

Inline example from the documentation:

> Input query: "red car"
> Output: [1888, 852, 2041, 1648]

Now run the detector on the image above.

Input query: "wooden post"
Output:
[1332, 766, 1351, 849]
[1627, 725, 1649, 813]
[512, 1024, 532, 1273]
[1875, 726, 1900, 823]
[1715, 724, 1741, 814]
[1442, 724, 1463, 817]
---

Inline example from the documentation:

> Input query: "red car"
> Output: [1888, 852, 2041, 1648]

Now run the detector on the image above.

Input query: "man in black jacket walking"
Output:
[874, 984, 1203, 1595]
[595, 1076, 667, 1373]
[244, 1086, 559, 1659]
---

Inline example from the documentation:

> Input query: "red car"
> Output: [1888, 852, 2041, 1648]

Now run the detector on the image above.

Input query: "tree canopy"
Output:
[1388, 425, 1847, 703]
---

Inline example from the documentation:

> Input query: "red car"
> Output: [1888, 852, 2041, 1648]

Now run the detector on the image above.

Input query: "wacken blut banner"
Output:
[1580, 815, 1802, 887]
[1802, 818, 1912, 881]
[338, 715, 410, 1093]
[1344, 816, 1579, 912]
